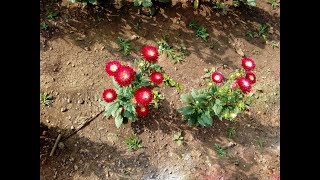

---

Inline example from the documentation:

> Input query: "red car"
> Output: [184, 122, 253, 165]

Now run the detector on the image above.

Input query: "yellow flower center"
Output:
[142, 92, 149, 99]
[110, 65, 118, 72]
[121, 72, 129, 79]
[245, 61, 252, 67]
[148, 50, 155, 56]
[140, 107, 146, 112]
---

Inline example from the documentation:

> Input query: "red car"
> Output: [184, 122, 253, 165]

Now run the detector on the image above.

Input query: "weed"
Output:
[173, 131, 184, 146]
[40, 22, 49, 30]
[189, 21, 209, 42]
[267, 0, 279, 9]
[157, 35, 187, 63]
[124, 134, 142, 151]
[47, 11, 59, 20]
[40, 93, 52, 106]
[117, 37, 132, 55]
[214, 144, 227, 158]
[226, 127, 236, 138]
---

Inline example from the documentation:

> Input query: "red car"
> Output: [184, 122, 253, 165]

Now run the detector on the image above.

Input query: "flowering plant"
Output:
[178, 57, 257, 127]
[100, 45, 181, 128]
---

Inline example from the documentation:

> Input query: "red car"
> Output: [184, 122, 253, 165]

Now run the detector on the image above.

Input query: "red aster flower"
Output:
[141, 45, 159, 63]
[236, 77, 252, 94]
[211, 71, 224, 84]
[134, 87, 153, 106]
[102, 89, 117, 102]
[105, 60, 122, 76]
[150, 72, 164, 84]
[135, 105, 149, 117]
[114, 65, 135, 86]
[245, 72, 256, 84]
[241, 57, 256, 71]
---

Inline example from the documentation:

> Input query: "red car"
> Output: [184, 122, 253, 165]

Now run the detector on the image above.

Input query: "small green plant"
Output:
[226, 127, 236, 138]
[40, 22, 49, 30]
[257, 139, 266, 149]
[214, 2, 230, 15]
[173, 131, 184, 146]
[189, 21, 209, 42]
[134, 0, 156, 16]
[125, 134, 142, 151]
[133, 21, 142, 31]
[152, 90, 164, 109]
[178, 58, 257, 127]
[163, 74, 184, 90]
[47, 11, 59, 20]
[40, 93, 52, 106]
[258, 23, 269, 42]
[214, 144, 227, 158]
[157, 35, 187, 64]
[267, 0, 279, 9]
[117, 37, 132, 56]
[270, 41, 279, 49]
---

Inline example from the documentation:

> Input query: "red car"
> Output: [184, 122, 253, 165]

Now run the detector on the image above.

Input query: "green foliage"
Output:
[233, 0, 256, 7]
[214, 144, 227, 158]
[47, 11, 59, 20]
[157, 35, 187, 64]
[178, 66, 253, 127]
[101, 51, 181, 128]
[134, 0, 153, 7]
[214, 2, 230, 15]
[270, 41, 279, 49]
[246, 23, 269, 43]
[117, 37, 132, 56]
[151, 90, 164, 109]
[189, 21, 209, 42]
[173, 131, 184, 146]
[40, 93, 52, 106]
[40, 22, 49, 30]
[226, 127, 236, 138]
[124, 134, 142, 151]
[267, 0, 279, 9]
[163, 74, 184, 90]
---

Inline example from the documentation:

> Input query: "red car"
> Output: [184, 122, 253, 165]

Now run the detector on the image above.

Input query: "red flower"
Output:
[241, 57, 256, 71]
[236, 77, 252, 94]
[134, 87, 153, 106]
[102, 89, 117, 102]
[150, 72, 164, 84]
[211, 71, 224, 84]
[245, 72, 256, 84]
[135, 105, 149, 117]
[141, 45, 159, 63]
[105, 60, 122, 76]
[114, 65, 135, 86]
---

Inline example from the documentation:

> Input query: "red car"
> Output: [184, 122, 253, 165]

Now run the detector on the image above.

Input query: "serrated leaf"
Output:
[181, 93, 193, 103]
[104, 102, 119, 118]
[213, 103, 223, 115]
[178, 106, 195, 115]
[111, 105, 122, 117]
[115, 114, 123, 128]
[142, 0, 152, 7]
[246, 0, 256, 6]
[198, 111, 212, 127]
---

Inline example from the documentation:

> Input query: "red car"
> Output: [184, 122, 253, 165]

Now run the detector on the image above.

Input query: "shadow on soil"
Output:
[40, 0, 279, 69]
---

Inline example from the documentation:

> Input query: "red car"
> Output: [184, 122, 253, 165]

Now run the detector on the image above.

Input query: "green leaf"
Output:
[176, 140, 183, 146]
[181, 93, 194, 103]
[142, 0, 152, 7]
[194, 0, 199, 9]
[104, 102, 119, 118]
[88, 0, 97, 5]
[246, 0, 256, 6]
[134, 0, 142, 6]
[198, 111, 212, 127]
[213, 103, 223, 115]
[178, 106, 195, 115]
[115, 114, 123, 128]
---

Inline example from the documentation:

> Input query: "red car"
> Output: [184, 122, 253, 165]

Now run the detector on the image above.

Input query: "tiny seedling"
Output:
[47, 11, 59, 20]
[214, 2, 230, 15]
[189, 21, 209, 42]
[214, 144, 227, 158]
[173, 131, 184, 146]
[151, 90, 164, 109]
[270, 41, 279, 49]
[258, 23, 269, 42]
[226, 127, 236, 138]
[267, 0, 279, 10]
[157, 35, 187, 64]
[40, 93, 53, 106]
[117, 37, 132, 55]
[209, 42, 215, 49]
[246, 31, 257, 39]
[40, 22, 49, 30]
[257, 139, 266, 149]
[124, 134, 142, 151]
[163, 73, 184, 90]
[133, 21, 142, 31]
[251, 49, 260, 55]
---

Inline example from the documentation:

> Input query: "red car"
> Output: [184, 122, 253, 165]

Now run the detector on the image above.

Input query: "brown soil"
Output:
[40, 0, 280, 179]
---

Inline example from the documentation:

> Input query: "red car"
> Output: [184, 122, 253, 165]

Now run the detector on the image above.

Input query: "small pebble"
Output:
[61, 107, 68, 112]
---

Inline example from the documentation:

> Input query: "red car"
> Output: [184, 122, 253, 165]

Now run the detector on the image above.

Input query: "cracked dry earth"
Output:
[40, 0, 280, 179]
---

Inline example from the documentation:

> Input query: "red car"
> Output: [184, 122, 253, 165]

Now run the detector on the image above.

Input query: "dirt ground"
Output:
[40, 0, 280, 179]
